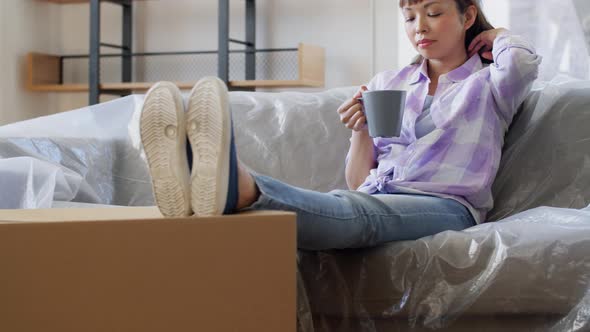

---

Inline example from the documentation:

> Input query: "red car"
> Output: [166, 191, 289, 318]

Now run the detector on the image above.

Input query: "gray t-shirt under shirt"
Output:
[415, 95, 435, 139]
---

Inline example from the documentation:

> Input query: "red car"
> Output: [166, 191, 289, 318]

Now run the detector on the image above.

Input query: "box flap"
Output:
[0, 207, 296, 223]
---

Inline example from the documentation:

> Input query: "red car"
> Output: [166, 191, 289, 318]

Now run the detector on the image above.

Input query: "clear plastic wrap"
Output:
[297, 204, 590, 331]
[1, 79, 589, 331]
[230, 88, 355, 192]
[0, 96, 154, 208]
[0, 88, 355, 208]
[0, 157, 82, 209]
[489, 77, 590, 220]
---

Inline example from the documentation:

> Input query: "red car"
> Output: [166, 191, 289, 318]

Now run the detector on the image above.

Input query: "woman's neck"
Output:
[427, 53, 469, 82]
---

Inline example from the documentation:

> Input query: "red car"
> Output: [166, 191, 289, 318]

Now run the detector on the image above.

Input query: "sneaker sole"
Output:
[186, 77, 231, 216]
[140, 82, 191, 217]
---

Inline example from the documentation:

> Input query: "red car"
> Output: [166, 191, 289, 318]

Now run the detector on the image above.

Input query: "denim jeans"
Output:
[247, 175, 476, 251]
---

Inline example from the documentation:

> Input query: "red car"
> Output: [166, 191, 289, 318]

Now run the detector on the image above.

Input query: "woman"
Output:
[140, 0, 541, 250]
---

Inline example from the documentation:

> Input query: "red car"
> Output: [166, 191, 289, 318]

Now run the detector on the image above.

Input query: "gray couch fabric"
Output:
[489, 80, 590, 220]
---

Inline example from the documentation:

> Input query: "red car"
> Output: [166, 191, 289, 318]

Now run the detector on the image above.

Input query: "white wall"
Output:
[0, 0, 62, 125]
[373, 0, 399, 75]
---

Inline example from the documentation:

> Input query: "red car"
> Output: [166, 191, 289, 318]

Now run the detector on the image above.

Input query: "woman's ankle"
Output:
[236, 162, 259, 209]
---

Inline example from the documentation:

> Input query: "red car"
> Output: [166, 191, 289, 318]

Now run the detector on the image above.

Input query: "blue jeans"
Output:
[247, 175, 476, 251]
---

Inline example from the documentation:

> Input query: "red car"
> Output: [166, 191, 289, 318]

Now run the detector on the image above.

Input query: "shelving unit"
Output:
[27, 44, 324, 90]
[31, 0, 325, 105]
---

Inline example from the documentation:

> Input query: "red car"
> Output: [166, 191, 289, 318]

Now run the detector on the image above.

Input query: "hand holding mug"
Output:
[337, 86, 368, 132]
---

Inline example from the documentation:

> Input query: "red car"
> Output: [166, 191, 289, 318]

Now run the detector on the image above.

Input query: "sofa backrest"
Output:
[231, 82, 590, 222]
[489, 80, 590, 221]
[2, 81, 588, 215]
[230, 87, 356, 193]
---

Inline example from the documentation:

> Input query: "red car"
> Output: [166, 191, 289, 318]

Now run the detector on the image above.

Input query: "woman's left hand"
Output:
[467, 28, 509, 60]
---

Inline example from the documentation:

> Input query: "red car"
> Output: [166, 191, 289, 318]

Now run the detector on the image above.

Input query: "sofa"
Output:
[0, 77, 589, 331]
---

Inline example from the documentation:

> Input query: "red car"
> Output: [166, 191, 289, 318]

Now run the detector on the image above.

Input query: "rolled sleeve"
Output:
[489, 31, 542, 125]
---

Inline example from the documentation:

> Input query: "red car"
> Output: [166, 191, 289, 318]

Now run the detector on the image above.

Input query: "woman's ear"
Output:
[463, 5, 477, 30]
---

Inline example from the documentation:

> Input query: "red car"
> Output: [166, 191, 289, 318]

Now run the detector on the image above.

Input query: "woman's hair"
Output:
[399, 0, 495, 64]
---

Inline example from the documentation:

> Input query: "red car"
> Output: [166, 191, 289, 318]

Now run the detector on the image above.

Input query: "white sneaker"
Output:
[140, 82, 192, 217]
[186, 77, 233, 216]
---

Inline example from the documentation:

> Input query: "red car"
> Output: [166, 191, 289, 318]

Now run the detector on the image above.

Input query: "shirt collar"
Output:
[409, 59, 429, 85]
[409, 54, 483, 85]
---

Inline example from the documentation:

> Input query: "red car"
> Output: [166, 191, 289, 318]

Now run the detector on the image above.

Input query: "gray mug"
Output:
[359, 90, 406, 138]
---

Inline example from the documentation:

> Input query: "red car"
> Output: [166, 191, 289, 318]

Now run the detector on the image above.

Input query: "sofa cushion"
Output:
[0, 95, 154, 208]
[298, 205, 590, 325]
[0, 137, 154, 207]
[0, 138, 115, 207]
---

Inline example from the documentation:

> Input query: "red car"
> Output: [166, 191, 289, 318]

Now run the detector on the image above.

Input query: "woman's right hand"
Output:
[337, 86, 368, 132]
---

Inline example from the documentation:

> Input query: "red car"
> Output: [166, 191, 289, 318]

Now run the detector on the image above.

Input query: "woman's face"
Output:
[402, 0, 474, 62]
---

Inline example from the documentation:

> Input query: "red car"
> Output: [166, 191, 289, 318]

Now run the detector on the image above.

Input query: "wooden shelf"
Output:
[38, 0, 150, 3]
[26, 43, 325, 92]
[38, 0, 96, 3]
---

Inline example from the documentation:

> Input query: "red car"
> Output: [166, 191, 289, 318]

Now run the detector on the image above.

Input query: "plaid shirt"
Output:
[353, 31, 542, 223]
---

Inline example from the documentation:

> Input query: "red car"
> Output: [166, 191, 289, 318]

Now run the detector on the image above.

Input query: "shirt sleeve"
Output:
[489, 31, 542, 125]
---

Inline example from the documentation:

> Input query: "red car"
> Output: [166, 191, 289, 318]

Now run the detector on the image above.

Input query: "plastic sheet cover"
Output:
[0, 78, 589, 331]
[297, 204, 590, 332]
[0, 87, 355, 209]
[489, 77, 590, 220]
[0, 96, 154, 208]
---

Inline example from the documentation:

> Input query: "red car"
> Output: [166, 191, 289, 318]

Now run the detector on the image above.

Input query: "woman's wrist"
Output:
[346, 129, 375, 190]
[351, 128, 371, 140]
[350, 129, 376, 161]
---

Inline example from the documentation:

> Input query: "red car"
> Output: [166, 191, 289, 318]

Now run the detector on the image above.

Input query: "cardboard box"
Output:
[0, 207, 297, 332]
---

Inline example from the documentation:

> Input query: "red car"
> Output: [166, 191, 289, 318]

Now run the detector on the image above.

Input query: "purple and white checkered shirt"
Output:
[352, 31, 542, 223]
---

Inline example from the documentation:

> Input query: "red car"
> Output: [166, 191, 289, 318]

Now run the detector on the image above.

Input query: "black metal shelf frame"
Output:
[58, 47, 298, 85]
[88, 0, 258, 105]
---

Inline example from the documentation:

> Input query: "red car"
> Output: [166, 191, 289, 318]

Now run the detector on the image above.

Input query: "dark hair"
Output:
[399, 0, 495, 64]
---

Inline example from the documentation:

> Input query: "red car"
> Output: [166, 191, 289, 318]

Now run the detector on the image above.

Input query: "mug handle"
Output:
[355, 98, 367, 124]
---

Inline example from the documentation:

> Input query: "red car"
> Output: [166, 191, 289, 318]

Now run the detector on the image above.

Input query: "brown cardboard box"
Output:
[0, 207, 296, 332]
